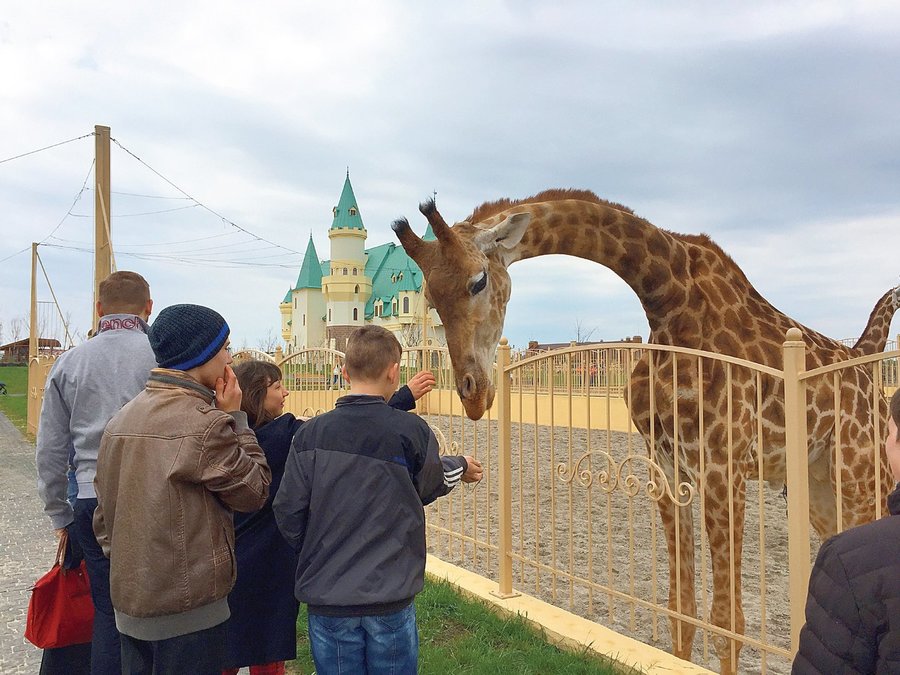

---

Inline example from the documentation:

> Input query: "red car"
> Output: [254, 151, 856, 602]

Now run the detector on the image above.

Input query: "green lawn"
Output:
[288, 578, 634, 674]
[0, 365, 28, 433]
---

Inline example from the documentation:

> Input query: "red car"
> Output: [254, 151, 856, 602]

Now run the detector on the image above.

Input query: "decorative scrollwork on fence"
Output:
[300, 407, 326, 418]
[557, 452, 695, 507]
[429, 425, 459, 457]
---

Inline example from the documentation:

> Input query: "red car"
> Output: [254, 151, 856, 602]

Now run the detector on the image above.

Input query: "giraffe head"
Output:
[393, 199, 531, 420]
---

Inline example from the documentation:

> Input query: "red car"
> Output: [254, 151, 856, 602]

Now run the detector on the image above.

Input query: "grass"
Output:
[0, 365, 28, 433]
[287, 578, 636, 674]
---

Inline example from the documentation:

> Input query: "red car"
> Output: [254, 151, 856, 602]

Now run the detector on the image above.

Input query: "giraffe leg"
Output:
[657, 489, 697, 662]
[704, 467, 746, 675]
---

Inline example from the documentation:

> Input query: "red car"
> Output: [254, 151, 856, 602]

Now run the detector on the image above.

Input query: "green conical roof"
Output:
[423, 223, 436, 241]
[282, 287, 292, 303]
[330, 173, 365, 231]
[294, 236, 323, 289]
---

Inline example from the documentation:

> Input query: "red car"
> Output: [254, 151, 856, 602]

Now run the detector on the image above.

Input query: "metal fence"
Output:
[274, 336, 897, 675]
[25, 333, 897, 674]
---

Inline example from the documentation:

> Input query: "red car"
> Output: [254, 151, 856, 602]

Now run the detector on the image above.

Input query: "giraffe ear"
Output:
[473, 212, 531, 253]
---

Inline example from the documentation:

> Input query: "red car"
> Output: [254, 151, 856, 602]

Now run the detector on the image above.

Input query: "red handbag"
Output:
[25, 530, 94, 649]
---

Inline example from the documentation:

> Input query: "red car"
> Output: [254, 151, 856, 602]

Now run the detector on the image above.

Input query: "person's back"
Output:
[36, 271, 156, 675]
[93, 303, 271, 675]
[792, 388, 900, 674]
[274, 325, 482, 674]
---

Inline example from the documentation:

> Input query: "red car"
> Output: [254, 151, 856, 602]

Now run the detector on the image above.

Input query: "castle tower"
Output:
[322, 173, 372, 349]
[287, 235, 326, 350]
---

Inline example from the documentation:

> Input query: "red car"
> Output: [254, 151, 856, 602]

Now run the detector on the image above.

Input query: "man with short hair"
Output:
[36, 270, 157, 674]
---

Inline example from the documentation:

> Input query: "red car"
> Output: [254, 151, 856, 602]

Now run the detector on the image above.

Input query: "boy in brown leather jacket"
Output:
[94, 304, 271, 674]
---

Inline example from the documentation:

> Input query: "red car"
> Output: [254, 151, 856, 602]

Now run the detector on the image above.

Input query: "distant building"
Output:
[0, 338, 63, 363]
[280, 174, 444, 352]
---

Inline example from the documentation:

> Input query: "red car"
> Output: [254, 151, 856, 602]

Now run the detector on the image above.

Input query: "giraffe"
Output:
[852, 285, 900, 354]
[392, 189, 895, 674]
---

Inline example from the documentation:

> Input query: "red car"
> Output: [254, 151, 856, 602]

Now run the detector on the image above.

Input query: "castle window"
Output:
[392, 300, 397, 314]
[328, 309, 332, 322]
[332, 207, 337, 217]
[391, 274, 396, 283]
[374, 304, 381, 318]
[293, 298, 297, 309]
[343, 268, 348, 275]
[403, 297, 409, 313]
[353, 268, 357, 275]
[349, 207, 357, 216]
[353, 308, 358, 321]
[303, 314, 306, 326]
[398, 272, 403, 281]
[354, 285, 359, 294]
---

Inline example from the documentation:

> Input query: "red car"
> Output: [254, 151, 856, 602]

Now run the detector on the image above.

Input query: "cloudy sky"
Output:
[2, 1, 899, 351]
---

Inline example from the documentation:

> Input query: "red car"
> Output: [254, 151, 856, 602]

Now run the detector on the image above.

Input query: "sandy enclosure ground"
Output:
[422, 413, 822, 675]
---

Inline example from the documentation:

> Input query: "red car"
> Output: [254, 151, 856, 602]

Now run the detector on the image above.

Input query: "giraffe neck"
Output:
[501, 200, 753, 332]
[853, 288, 899, 354]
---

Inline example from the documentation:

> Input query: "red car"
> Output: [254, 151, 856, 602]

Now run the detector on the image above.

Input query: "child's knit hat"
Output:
[149, 304, 230, 370]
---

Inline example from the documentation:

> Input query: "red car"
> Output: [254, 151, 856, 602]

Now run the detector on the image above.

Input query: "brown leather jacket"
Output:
[93, 369, 271, 619]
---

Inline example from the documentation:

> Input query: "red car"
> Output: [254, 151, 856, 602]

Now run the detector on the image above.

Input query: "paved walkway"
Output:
[0, 411, 54, 673]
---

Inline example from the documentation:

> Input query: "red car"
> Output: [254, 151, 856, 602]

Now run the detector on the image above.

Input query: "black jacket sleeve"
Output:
[387, 385, 415, 411]
[413, 428, 468, 506]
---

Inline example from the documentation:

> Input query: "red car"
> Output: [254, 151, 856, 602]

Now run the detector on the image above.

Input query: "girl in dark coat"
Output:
[223, 360, 433, 675]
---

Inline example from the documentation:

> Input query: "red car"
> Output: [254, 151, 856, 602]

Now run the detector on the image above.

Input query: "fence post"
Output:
[492, 337, 518, 598]
[783, 327, 811, 656]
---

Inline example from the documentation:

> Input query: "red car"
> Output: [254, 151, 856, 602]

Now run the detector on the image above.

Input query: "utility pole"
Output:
[29, 243, 38, 359]
[92, 124, 112, 330]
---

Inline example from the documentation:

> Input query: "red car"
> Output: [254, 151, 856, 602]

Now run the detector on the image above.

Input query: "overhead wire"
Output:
[110, 137, 304, 256]
[0, 158, 95, 264]
[0, 132, 95, 165]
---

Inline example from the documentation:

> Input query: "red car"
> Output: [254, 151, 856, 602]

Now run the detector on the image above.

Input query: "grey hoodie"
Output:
[36, 314, 157, 529]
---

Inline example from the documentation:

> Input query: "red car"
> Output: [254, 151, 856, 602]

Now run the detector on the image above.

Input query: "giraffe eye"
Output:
[469, 271, 487, 296]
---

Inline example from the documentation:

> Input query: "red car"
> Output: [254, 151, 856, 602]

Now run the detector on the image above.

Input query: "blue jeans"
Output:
[307, 603, 418, 674]
[72, 498, 121, 675]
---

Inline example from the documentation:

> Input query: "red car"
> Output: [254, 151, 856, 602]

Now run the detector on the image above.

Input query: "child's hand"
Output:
[215, 365, 243, 412]
[462, 456, 483, 483]
[407, 371, 436, 400]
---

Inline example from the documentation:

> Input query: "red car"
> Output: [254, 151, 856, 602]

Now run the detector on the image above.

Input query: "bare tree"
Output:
[399, 322, 423, 348]
[257, 327, 280, 354]
[574, 318, 598, 344]
[9, 316, 24, 342]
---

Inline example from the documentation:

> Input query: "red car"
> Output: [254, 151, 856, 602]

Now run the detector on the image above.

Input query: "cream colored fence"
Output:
[231, 348, 276, 365]
[154, 337, 900, 675]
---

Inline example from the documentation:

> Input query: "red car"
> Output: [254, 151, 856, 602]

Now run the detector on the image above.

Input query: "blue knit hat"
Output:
[149, 304, 230, 370]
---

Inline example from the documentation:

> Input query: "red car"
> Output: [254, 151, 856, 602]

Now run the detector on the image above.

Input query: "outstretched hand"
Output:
[462, 455, 483, 483]
[215, 365, 243, 412]
[407, 370, 436, 400]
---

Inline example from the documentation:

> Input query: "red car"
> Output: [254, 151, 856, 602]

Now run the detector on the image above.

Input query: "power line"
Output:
[0, 132, 94, 165]
[1, 159, 97, 263]
[110, 137, 303, 256]
[66, 203, 202, 218]
[47, 230, 244, 248]
[39, 160, 96, 244]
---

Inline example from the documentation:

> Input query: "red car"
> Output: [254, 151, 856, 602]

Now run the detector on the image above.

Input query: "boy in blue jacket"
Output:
[274, 325, 482, 674]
